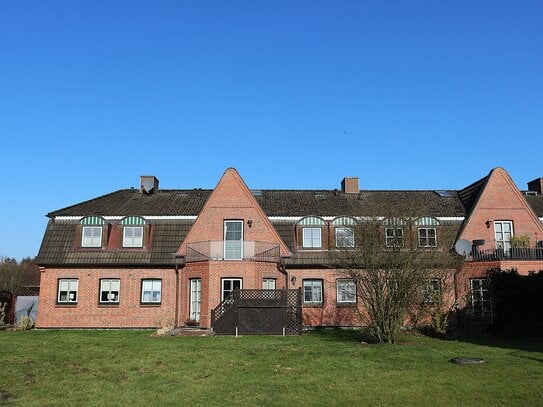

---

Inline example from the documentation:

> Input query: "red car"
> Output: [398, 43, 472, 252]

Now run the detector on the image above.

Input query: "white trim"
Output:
[54, 215, 198, 221]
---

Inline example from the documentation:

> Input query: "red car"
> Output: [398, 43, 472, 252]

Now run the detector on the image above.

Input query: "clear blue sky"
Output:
[1, 1, 542, 261]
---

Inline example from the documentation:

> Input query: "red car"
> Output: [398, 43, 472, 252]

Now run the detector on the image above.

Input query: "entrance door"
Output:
[189, 279, 201, 322]
[221, 278, 242, 301]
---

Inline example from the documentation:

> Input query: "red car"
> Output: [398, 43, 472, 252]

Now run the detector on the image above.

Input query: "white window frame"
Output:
[336, 227, 355, 248]
[418, 227, 437, 247]
[302, 227, 322, 248]
[123, 226, 144, 248]
[385, 227, 404, 247]
[57, 279, 78, 303]
[141, 279, 162, 304]
[99, 278, 120, 304]
[81, 226, 102, 248]
[469, 278, 492, 319]
[336, 279, 356, 304]
[303, 279, 323, 305]
[494, 221, 513, 251]
[189, 278, 201, 322]
[224, 220, 243, 260]
[421, 278, 441, 303]
[263, 278, 276, 290]
[221, 278, 242, 301]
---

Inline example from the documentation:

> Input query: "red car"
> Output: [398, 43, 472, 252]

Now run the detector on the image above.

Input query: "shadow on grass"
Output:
[308, 327, 378, 344]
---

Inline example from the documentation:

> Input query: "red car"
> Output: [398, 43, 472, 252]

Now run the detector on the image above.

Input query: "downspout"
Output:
[276, 259, 288, 288]
[174, 255, 185, 328]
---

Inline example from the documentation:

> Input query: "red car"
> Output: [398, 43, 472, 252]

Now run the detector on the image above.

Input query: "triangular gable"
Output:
[177, 168, 291, 257]
[458, 167, 543, 249]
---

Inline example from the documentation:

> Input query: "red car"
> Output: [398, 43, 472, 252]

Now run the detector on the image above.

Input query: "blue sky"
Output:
[1, 1, 542, 260]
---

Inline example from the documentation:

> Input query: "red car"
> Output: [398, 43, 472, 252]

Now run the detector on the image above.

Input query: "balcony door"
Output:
[494, 221, 513, 251]
[189, 279, 201, 322]
[221, 278, 242, 301]
[224, 220, 243, 260]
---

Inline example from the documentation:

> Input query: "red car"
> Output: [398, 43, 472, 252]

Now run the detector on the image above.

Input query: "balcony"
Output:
[472, 247, 543, 261]
[186, 241, 281, 263]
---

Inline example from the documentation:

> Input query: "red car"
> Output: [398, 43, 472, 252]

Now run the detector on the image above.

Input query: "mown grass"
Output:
[0, 329, 541, 406]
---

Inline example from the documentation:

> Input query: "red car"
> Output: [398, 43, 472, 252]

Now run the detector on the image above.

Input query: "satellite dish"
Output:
[455, 239, 472, 256]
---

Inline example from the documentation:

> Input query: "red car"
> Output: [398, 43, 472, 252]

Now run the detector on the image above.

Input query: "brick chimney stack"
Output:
[527, 177, 543, 194]
[140, 176, 159, 194]
[341, 177, 359, 194]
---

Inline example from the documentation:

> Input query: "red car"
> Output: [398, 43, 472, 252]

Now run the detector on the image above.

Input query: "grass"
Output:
[0, 329, 541, 406]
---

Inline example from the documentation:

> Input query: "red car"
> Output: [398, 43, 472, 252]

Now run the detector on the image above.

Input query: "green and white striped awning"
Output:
[299, 216, 325, 226]
[383, 217, 407, 226]
[415, 216, 440, 226]
[121, 216, 146, 225]
[332, 216, 357, 226]
[80, 216, 105, 225]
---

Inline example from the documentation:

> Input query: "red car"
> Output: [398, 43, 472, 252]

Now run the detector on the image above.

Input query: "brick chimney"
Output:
[527, 177, 543, 194]
[341, 177, 359, 194]
[140, 176, 159, 194]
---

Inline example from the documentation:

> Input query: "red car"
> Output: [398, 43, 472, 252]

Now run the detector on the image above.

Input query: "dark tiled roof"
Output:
[525, 195, 543, 217]
[457, 175, 489, 216]
[37, 220, 192, 266]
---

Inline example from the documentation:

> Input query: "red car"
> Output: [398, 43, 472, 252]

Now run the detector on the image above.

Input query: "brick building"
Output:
[35, 167, 543, 330]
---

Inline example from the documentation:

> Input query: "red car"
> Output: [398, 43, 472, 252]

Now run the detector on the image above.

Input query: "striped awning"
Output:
[121, 216, 146, 225]
[332, 216, 357, 226]
[299, 216, 325, 226]
[415, 216, 440, 226]
[80, 216, 105, 225]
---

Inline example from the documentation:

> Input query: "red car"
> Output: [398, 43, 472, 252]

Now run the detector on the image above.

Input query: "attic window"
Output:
[435, 190, 453, 198]
[80, 216, 106, 248]
[121, 217, 146, 248]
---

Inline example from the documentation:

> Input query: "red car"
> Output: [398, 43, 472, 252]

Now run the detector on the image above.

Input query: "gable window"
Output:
[221, 278, 242, 301]
[224, 220, 243, 260]
[123, 226, 143, 248]
[141, 279, 162, 304]
[303, 228, 322, 248]
[336, 227, 355, 248]
[418, 228, 437, 247]
[303, 279, 323, 305]
[494, 221, 513, 251]
[57, 279, 78, 303]
[385, 228, 404, 247]
[421, 278, 441, 303]
[100, 279, 120, 304]
[336, 279, 356, 304]
[470, 278, 492, 319]
[263, 278, 276, 290]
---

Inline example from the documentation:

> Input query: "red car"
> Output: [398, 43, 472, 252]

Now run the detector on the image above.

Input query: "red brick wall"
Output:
[36, 267, 176, 328]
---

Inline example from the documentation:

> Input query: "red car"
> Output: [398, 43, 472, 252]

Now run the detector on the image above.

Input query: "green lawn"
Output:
[0, 329, 541, 406]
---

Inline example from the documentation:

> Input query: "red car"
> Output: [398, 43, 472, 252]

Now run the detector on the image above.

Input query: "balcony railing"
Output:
[186, 241, 281, 263]
[472, 247, 543, 261]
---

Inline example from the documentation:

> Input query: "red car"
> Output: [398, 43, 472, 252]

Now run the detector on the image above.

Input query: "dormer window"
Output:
[332, 217, 357, 248]
[415, 217, 439, 248]
[80, 216, 106, 248]
[299, 217, 325, 249]
[121, 217, 146, 248]
[384, 218, 405, 248]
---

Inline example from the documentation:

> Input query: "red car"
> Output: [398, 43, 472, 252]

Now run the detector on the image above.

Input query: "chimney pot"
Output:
[341, 177, 359, 194]
[527, 177, 543, 194]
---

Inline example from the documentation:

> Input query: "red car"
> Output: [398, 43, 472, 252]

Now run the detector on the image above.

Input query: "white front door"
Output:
[189, 279, 201, 322]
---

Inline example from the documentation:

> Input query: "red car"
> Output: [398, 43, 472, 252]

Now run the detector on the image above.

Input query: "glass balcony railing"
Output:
[186, 241, 281, 263]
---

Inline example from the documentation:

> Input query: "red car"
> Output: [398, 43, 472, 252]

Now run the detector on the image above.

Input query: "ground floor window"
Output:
[100, 279, 120, 303]
[57, 279, 78, 303]
[262, 278, 276, 290]
[470, 278, 492, 319]
[189, 279, 201, 322]
[141, 279, 162, 304]
[336, 279, 356, 304]
[421, 278, 441, 304]
[221, 278, 242, 301]
[303, 279, 323, 305]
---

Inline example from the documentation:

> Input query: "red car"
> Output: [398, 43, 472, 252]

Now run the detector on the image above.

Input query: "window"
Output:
[470, 278, 492, 319]
[57, 279, 78, 303]
[421, 278, 441, 303]
[336, 227, 355, 248]
[221, 278, 242, 301]
[494, 221, 513, 251]
[303, 279, 323, 305]
[418, 228, 437, 247]
[224, 221, 243, 260]
[100, 279, 120, 303]
[82, 226, 102, 248]
[385, 228, 404, 247]
[303, 228, 322, 248]
[190, 279, 201, 322]
[123, 226, 143, 248]
[336, 279, 356, 304]
[263, 278, 276, 290]
[141, 279, 162, 304]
